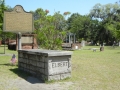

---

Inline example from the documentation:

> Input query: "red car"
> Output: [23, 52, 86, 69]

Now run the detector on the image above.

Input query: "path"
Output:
[6, 76, 73, 90]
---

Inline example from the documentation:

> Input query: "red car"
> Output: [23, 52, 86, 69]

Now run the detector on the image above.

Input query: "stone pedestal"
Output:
[18, 49, 72, 81]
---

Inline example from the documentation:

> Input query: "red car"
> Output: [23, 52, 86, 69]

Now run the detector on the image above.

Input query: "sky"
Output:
[5, 0, 117, 16]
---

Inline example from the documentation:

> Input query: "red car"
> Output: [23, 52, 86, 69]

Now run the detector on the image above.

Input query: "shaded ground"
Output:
[0, 53, 16, 56]
[6, 76, 73, 90]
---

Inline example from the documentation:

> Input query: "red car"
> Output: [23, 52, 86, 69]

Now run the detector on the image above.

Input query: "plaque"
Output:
[21, 36, 33, 43]
[3, 5, 34, 33]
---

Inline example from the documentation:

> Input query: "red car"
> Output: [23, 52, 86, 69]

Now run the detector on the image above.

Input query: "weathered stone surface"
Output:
[26, 59, 29, 64]
[48, 73, 71, 81]
[18, 49, 72, 81]
[36, 56, 45, 62]
[19, 49, 72, 56]
[19, 52, 23, 57]
[24, 68, 29, 72]
[29, 60, 37, 66]
[48, 60, 71, 75]
[36, 61, 45, 68]
[19, 58, 24, 63]
[22, 53, 28, 58]
[29, 65, 34, 71]
[36, 67, 45, 74]
[60, 73, 71, 79]
[28, 54, 37, 60]
[48, 75, 61, 81]
[26, 64, 30, 69]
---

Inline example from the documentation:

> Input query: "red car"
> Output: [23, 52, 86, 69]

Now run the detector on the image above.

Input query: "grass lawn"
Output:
[0, 45, 18, 54]
[0, 45, 29, 90]
[68, 46, 120, 90]
[0, 45, 120, 90]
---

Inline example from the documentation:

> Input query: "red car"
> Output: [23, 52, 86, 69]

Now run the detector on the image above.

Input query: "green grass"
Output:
[68, 46, 120, 90]
[0, 45, 18, 54]
[0, 45, 120, 90]
[0, 45, 29, 90]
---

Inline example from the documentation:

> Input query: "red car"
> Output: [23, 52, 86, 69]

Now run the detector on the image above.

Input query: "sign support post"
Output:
[4, 34, 5, 54]
[18, 32, 22, 50]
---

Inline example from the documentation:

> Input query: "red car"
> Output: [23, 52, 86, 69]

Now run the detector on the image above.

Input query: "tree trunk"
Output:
[0, 40, 1, 46]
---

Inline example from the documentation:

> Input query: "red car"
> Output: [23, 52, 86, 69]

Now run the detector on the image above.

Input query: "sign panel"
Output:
[3, 5, 33, 33]
[21, 37, 33, 43]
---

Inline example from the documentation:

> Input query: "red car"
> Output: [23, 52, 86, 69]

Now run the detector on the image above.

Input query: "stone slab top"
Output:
[18, 49, 73, 56]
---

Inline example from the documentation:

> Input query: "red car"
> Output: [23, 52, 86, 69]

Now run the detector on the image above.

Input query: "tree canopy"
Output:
[33, 9, 67, 49]
[1, 1, 120, 48]
[89, 2, 120, 44]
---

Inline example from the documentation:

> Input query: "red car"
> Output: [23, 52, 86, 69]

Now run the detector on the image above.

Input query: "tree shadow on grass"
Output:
[0, 63, 45, 83]
[0, 63, 17, 66]
[10, 68, 30, 80]
[117, 52, 120, 54]
[9, 68, 44, 84]
[0, 63, 29, 79]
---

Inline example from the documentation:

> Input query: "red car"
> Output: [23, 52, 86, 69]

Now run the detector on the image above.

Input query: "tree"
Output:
[34, 9, 67, 50]
[89, 19, 100, 45]
[67, 13, 92, 41]
[89, 2, 120, 45]
[0, 0, 6, 40]
[53, 11, 68, 31]
[0, 0, 5, 31]
[0, 0, 15, 41]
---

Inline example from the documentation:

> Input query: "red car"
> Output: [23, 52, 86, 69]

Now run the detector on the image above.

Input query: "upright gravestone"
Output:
[81, 40, 85, 47]
[3, 5, 34, 50]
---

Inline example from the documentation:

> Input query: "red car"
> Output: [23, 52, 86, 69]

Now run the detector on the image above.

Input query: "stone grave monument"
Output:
[18, 49, 72, 81]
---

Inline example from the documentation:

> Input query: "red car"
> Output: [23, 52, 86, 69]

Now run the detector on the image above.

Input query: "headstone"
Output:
[100, 46, 104, 51]
[81, 40, 85, 47]
[75, 46, 78, 49]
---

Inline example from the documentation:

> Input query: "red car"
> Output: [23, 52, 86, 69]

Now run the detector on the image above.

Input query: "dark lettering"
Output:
[66, 62, 68, 66]
[52, 63, 56, 68]
[58, 62, 62, 67]
[57, 63, 59, 67]
[63, 62, 66, 66]
[52, 62, 68, 68]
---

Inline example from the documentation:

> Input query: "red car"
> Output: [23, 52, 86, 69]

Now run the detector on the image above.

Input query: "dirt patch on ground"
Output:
[6, 76, 74, 90]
